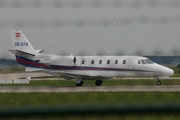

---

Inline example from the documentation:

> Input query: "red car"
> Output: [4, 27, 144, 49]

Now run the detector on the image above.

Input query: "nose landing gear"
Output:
[154, 76, 161, 86]
[156, 80, 161, 86]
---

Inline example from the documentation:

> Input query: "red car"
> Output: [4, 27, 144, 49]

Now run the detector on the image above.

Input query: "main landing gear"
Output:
[154, 76, 161, 86]
[76, 81, 84, 86]
[75, 78, 84, 86]
[95, 80, 103, 86]
[75, 78, 103, 86]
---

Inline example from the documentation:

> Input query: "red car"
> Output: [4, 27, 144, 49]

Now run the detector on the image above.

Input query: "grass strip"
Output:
[0, 92, 180, 106]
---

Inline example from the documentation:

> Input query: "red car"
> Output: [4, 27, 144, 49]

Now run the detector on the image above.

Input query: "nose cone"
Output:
[158, 65, 174, 76]
[163, 66, 174, 76]
[167, 68, 174, 76]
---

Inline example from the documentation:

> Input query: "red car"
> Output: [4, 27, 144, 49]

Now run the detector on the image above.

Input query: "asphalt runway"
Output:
[0, 85, 180, 93]
[1, 73, 180, 80]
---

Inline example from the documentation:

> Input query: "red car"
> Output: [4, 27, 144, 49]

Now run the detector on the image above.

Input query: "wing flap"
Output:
[25, 67, 44, 72]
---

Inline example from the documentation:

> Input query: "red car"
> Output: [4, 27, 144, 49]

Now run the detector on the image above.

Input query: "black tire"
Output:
[156, 81, 161, 86]
[76, 81, 84, 86]
[95, 80, 103, 86]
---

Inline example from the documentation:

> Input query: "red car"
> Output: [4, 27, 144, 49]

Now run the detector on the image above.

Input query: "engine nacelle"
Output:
[50, 56, 75, 66]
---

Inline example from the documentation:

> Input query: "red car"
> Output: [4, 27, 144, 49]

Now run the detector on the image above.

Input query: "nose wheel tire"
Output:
[156, 81, 161, 86]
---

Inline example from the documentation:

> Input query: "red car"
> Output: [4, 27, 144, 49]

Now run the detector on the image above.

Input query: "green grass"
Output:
[0, 92, 180, 119]
[0, 92, 180, 106]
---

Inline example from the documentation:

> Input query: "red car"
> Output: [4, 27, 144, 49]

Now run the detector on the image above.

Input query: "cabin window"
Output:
[123, 60, 126, 64]
[141, 59, 146, 64]
[138, 60, 141, 64]
[115, 60, 118, 64]
[99, 60, 102, 64]
[82, 60, 85, 64]
[91, 60, 94, 64]
[107, 60, 110, 64]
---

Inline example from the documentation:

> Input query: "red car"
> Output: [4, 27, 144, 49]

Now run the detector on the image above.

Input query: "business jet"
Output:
[9, 30, 174, 86]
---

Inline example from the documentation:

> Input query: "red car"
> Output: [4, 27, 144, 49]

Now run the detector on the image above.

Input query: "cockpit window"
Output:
[138, 60, 141, 64]
[145, 59, 154, 64]
[141, 59, 146, 64]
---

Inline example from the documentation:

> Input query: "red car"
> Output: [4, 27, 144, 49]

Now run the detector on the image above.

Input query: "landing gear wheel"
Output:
[76, 81, 84, 86]
[156, 81, 161, 86]
[154, 76, 161, 86]
[95, 80, 103, 86]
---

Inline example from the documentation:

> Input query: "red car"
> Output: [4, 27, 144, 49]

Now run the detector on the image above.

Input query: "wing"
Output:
[25, 67, 106, 80]
[61, 72, 106, 80]
[43, 70, 106, 80]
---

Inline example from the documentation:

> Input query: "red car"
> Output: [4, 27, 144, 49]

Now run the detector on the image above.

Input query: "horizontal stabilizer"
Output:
[9, 49, 35, 56]
[36, 49, 44, 53]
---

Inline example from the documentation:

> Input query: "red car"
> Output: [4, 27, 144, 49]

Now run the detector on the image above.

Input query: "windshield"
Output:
[145, 59, 154, 64]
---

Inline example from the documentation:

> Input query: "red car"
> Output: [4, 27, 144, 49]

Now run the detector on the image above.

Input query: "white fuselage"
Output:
[17, 53, 174, 80]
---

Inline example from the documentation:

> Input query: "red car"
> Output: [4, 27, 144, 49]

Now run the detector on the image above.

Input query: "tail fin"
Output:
[10, 30, 36, 56]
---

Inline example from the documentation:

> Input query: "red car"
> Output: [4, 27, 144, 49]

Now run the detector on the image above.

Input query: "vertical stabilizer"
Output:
[10, 30, 36, 55]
